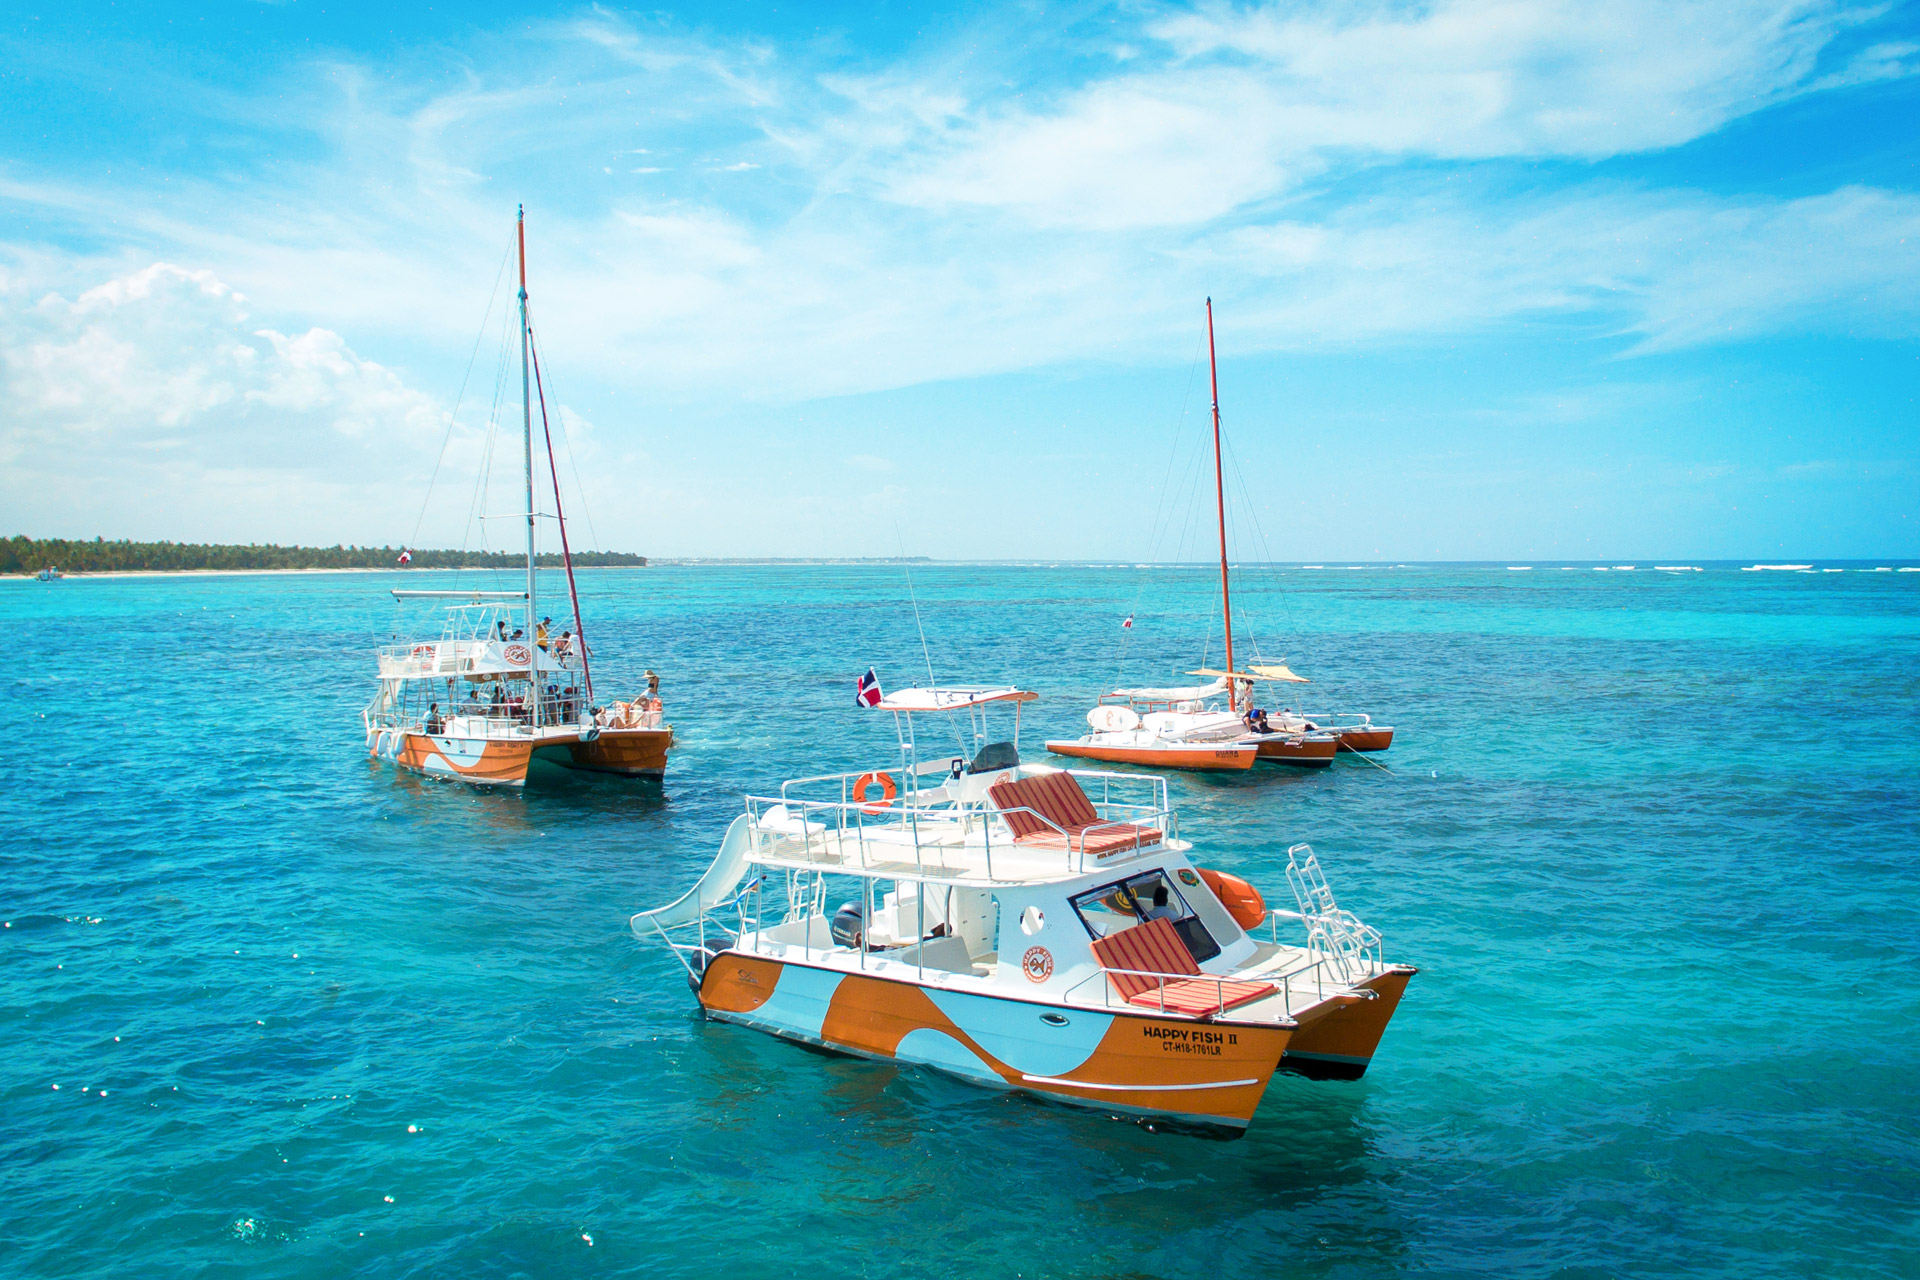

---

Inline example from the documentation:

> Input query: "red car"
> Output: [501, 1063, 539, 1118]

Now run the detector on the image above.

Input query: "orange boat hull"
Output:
[1278, 967, 1416, 1080]
[549, 725, 674, 777]
[393, 732, 536, 786]
[1046, 741, 1258, 772]
[700, 954, 1291, 1130]
[1253, 736, 1338, 767]
[1335, 727, 1393, 752]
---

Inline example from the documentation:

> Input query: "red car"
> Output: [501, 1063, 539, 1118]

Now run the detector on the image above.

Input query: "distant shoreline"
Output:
[10, 559, 1916, 581]
[3, 565, 654, 582]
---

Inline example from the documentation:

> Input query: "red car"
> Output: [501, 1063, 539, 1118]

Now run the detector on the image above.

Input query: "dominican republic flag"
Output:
[1121, 614, 1133, 629]
[856, 668, 883, 708]
[397, 548, 413, 565]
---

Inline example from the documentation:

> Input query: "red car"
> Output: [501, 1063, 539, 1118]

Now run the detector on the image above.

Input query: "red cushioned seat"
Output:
[1088, 917, 1274, 1017]
[988, 773, 1161, 856]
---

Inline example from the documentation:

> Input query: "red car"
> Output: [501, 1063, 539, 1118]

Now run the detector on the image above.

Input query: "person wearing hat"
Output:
[535, 617, 551, 651]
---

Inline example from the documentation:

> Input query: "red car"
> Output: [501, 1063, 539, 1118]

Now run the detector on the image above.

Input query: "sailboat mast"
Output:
[1206, 297, 1236, 713]
[518, 206, 540, 729]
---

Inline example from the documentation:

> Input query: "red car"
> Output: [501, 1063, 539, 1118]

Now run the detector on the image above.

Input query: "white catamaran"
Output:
[1049, 299, 1390, 772]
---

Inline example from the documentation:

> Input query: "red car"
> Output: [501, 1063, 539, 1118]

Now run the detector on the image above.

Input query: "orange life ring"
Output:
[852, 770, 897, 813]
[1197, 867, 1268, 932]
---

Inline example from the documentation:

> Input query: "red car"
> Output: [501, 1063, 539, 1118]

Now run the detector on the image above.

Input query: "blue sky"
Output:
[3, 0, 1917, 558]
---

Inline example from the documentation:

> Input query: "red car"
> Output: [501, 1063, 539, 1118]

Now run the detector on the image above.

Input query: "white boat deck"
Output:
[746, 809, 1167, 885]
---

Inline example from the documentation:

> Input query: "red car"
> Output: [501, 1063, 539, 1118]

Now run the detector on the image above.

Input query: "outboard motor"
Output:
[829, 902, 867, 950]
[686, 932, 735, 993]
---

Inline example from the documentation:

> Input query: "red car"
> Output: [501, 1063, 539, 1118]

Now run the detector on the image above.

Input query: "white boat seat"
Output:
[756, 804, 827, 835]
[892, 934, 974, 974]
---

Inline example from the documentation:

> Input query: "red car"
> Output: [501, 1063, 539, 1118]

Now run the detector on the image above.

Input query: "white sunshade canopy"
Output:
[1110, 676, 1228, 702]
[875, 686, 1038, 712]
[378, 638, 567, 680]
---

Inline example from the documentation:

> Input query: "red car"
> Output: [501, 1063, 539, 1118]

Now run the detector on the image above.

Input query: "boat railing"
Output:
[741, 783, 1176, 880]
[1289, 712, 1374, 729]
[1062, 948, 1372, 1020]
[776, 766, 1171, 830]
[366, 697, 594, 738]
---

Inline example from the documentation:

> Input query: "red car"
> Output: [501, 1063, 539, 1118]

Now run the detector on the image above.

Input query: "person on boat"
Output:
[1140, 882, 1177, 923]
[1243, 707, 1272, 735]
[424, 703, 444, 734]
[553, 630, 573, 664]
[494, 620, 508, 642]
[490, 684, 506, 712]
[510, 627, 524, 641]
[536, 618, 552, 651]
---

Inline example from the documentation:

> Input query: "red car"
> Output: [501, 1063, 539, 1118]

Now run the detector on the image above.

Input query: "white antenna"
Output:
[896, 527, 963, 754]
[896, 525, 937, 689]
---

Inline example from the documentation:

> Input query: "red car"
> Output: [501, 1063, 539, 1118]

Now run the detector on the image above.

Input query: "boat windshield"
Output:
[1069, 871, 1220, 962]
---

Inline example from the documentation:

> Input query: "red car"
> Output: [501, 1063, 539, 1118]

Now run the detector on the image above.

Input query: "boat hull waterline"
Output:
[698, 953, 1296, 1130]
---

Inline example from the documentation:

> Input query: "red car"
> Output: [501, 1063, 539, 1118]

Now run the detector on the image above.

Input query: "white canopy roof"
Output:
[1110, 677, 1227, 702]
[378, 638, 566, 680]
[875, 686, 1037, 712]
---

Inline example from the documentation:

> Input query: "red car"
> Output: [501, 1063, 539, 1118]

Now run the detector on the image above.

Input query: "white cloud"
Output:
[890, 0, 1881, 227]
[1203, 184, 1920, 352]
[0, 262, 469, 539]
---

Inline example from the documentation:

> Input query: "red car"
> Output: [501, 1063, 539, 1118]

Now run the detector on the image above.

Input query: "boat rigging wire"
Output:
[528, 326, 594, 702]
[1113, 330, 1208, 691]
[408, 231, 515, 556]
[896, 524, 966, 756]
[521, 307, 603, 553]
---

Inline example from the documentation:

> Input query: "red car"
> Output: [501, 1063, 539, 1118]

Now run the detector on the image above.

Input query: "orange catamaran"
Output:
[362, 208, 673, 786]
[1048, 300, 1380, 772]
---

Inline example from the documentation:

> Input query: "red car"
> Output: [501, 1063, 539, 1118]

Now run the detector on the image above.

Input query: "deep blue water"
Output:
[4, 562, 1917, 1279]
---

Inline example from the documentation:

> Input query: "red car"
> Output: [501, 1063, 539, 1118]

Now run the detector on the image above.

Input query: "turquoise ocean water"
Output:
[4, 562, 1917, 1278]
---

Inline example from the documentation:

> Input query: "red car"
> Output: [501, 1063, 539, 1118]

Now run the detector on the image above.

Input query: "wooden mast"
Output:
[1206, 297, 1236, 713]
[518, 206, 540, 728]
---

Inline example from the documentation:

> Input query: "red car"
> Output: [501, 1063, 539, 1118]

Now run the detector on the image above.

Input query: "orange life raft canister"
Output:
[1197, 867, 1268, 932]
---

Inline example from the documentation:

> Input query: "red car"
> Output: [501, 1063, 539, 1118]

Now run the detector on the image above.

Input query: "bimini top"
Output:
[876, 686, 1038, 712]
[377, 638, 566, 680]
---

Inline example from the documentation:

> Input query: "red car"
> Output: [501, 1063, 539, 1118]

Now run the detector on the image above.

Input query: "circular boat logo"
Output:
[504, 644, 532, 666]
[410, 644, 435, 662]
[1176, 869, 1200, 887]
[1022, 946, 1053, 982]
